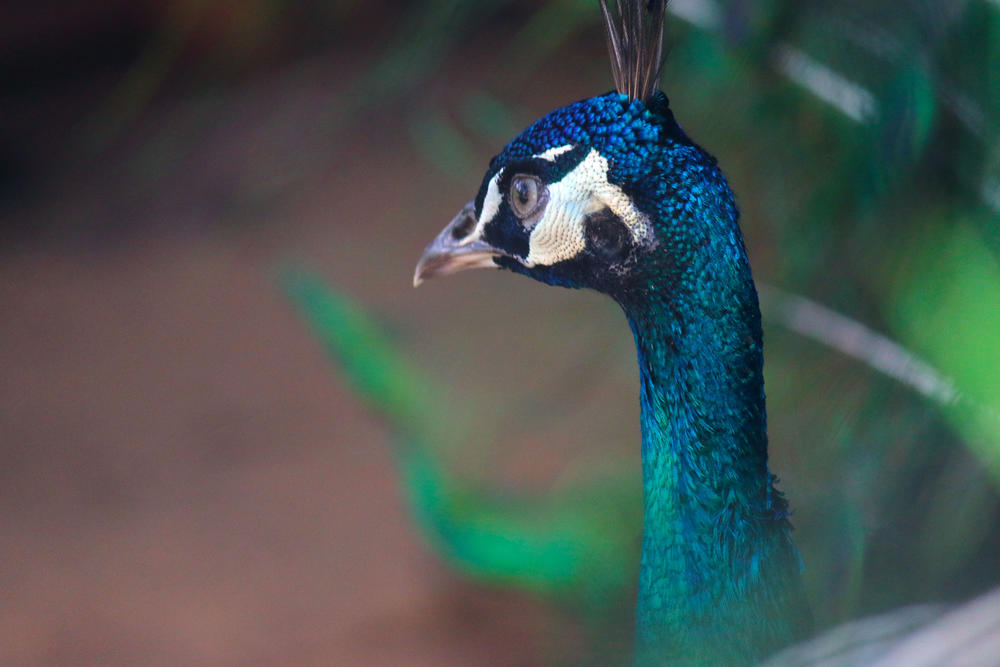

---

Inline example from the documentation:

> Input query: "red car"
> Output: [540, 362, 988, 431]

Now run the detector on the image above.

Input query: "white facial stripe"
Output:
[526, 149, 652, 267]
[473, 168, 504, 243]
[534, 144, 575, 162]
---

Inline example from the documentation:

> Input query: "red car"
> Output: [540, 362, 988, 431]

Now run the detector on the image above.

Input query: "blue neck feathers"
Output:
[620, 202, 809, 664]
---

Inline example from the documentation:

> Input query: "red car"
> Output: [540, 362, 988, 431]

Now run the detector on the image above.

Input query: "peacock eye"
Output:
[509, 175, 542, 219]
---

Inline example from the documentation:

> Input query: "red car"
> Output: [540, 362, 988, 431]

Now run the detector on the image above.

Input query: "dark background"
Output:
[2, 1, 999, 664]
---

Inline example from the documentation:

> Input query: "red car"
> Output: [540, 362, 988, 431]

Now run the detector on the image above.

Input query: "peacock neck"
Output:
[622, 277, 806, 665]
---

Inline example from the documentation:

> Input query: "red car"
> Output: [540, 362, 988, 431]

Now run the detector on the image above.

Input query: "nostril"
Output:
[451, 213, 475, 240]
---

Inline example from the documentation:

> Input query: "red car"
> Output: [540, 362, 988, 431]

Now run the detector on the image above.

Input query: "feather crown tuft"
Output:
[600, 0, 669, 104]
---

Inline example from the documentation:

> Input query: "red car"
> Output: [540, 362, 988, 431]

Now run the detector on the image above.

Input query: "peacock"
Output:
[411, 1, 811, 663]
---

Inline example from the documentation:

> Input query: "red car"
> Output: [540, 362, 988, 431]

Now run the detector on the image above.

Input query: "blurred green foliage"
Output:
[283, 270, 641, 654]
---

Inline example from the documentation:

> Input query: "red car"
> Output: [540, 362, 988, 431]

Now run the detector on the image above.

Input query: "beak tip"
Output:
[413, 258, 429, 287]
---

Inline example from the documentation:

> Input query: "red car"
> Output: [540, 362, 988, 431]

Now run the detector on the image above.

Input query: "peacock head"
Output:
[414, 90, 739, 308]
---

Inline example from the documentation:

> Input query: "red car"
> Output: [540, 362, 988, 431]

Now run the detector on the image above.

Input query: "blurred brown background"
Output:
[2, 2, 594, 664]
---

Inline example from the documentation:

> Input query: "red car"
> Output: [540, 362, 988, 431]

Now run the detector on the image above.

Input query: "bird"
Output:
[412, 0, 812, 663]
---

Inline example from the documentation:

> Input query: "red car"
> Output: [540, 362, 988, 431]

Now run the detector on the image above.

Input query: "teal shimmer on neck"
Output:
[623, 248, 808, 666]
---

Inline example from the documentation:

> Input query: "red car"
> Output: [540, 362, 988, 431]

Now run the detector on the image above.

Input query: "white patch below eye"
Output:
[526, 149, 652, 267]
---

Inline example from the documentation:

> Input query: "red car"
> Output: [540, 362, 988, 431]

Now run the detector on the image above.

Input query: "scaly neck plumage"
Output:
[623, 267, 807, 665]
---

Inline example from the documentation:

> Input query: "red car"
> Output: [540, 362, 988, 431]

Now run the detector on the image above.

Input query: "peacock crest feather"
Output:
[600, 0, 668, 104]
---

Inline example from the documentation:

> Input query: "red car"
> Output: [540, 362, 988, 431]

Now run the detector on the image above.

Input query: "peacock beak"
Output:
[413, 201, 505, 287]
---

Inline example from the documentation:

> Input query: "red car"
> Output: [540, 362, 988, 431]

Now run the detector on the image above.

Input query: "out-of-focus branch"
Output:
[758, 283, 960, 406]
